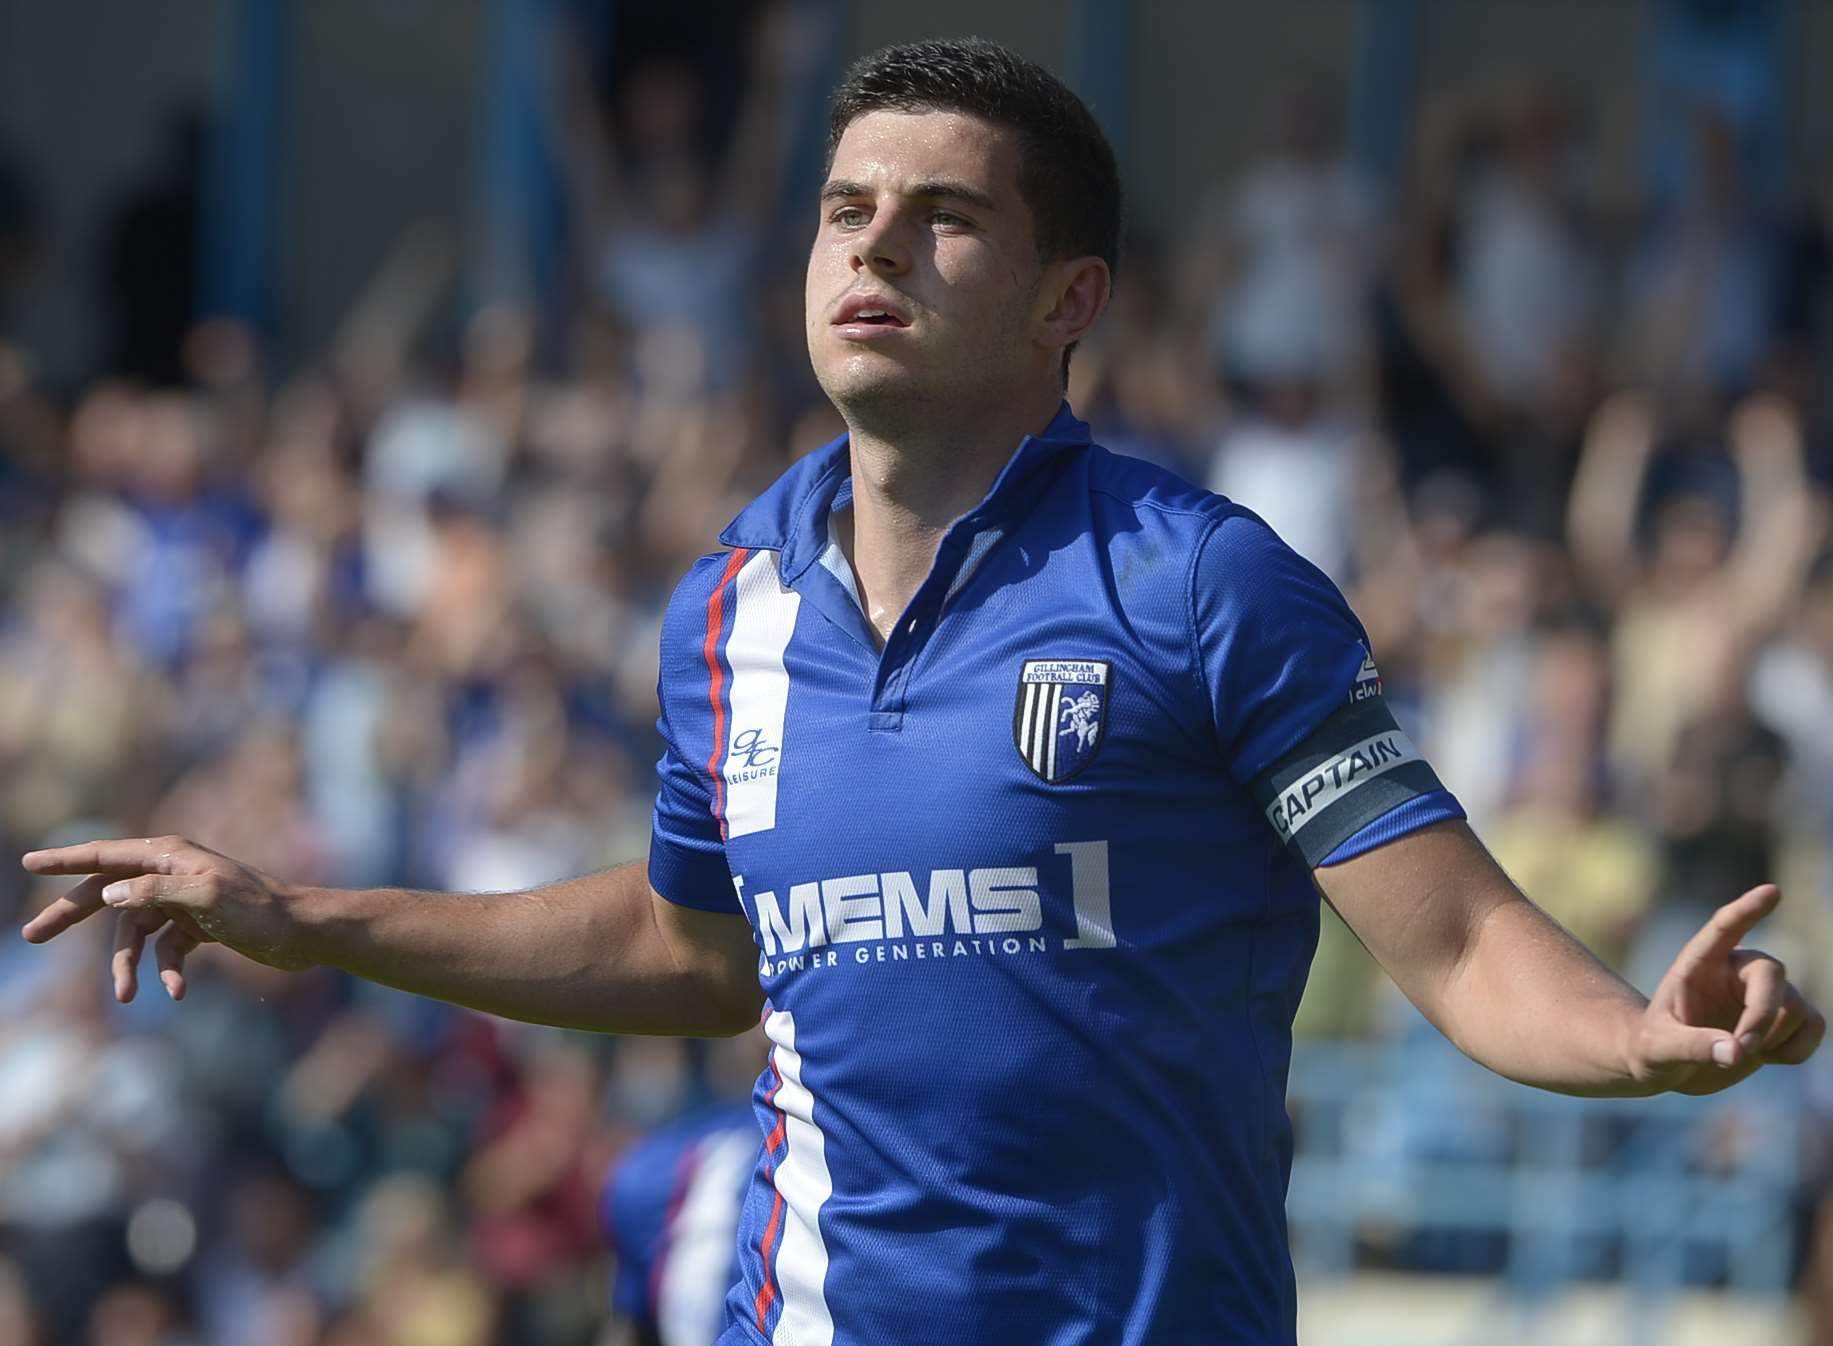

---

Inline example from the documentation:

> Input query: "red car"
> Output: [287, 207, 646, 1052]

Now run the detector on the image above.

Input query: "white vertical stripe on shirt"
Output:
[1029, 685, 1045, 773]
[1045, 683, 1062, 779]
[1019, 682, 1037, 764]
[766, 1009, 834, 1346]
[1038, 685, 1053, 772]
[1037, 685, 1051, 773]
[723, 550, 801, 839]
[657, 1128, 756, 1346]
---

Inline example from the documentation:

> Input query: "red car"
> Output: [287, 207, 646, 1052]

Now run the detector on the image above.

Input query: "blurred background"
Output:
[1, 0, 1831, 1343]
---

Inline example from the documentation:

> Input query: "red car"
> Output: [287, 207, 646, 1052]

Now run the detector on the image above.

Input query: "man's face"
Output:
[806, 110, 1047, 420]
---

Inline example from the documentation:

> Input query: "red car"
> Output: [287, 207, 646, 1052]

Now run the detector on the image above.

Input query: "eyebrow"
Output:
[819, 179, 999, 212]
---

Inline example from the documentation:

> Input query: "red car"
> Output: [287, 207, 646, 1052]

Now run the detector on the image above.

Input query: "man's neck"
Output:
[837, 385, 1062, 644]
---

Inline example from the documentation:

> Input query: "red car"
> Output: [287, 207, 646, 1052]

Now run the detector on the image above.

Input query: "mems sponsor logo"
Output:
[736, 842, 1115, 976]
[1267, 731, 1419, 842]
[752, 867, 1040, 954]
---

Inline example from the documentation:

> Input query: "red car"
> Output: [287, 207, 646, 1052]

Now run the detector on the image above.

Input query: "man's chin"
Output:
[815, 362, 942, 419]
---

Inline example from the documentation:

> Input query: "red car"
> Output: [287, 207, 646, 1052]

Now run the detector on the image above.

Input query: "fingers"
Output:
[1759, 987, 1827, 1068]
[154, 923, 201, 1001]
[1724, 949, 1828, 1070]
[29, 870, 211, 1002]
[1671, 884, 1781, 976]
[111, 908, 164, 1004]
[1696, 967, 1825, 1072]
[19, 839, 207, 945]
[20, 836, 197, 879]
[23, 872, 212, 947]
[20, 874, 110, 943]
[1732, 952, 1787, 1051]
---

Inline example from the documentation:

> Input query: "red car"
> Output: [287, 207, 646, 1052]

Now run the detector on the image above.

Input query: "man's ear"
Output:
[1038, 256, 1112, 356]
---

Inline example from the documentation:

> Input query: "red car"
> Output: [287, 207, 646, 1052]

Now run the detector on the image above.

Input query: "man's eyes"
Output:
[826, 206, 974, 229]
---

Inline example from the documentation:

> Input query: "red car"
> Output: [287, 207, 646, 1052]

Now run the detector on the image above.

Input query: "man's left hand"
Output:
[1628, 885, 1825, 1095]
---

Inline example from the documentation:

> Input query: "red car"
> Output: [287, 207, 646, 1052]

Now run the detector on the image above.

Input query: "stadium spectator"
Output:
[1069, 258, 1219, 481]
[552, 4, 814, 392]
[344, 1175, 496, 1346]
[1450, 84, 1601, 431]
[192, 1171, 327, 1346]
[1486, 625, 1660, 971]
[462, 1038, 611, 1344]
[1566, 390, 1816, 798]
[1620, 98, 1785, 404]
[1183, 77, 1380, 404]
[1379, 82, 1606, 532]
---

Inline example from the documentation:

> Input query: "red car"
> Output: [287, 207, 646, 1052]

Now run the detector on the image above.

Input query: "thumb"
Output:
[1641, 1017, 1741, 1071]
[101, 873, 211, 911]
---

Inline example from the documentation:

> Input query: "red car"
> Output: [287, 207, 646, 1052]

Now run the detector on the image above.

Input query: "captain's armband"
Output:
[1248, 700, 1448, 867]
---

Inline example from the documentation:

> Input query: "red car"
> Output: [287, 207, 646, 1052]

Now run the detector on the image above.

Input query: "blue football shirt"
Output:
[603, 1104, 758, 1346]
[647, 403, 1463, 1345]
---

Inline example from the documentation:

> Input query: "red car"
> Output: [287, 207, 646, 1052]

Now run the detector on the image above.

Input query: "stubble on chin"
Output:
[818, 366, 945, 441]
[813, 337, 1019, 447]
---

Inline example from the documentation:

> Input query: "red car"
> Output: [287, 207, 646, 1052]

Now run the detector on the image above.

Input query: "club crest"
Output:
[1013, 659, 1111, 783]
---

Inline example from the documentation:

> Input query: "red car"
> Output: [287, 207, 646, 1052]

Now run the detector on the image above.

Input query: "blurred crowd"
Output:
[2, 7, 1833, 1345]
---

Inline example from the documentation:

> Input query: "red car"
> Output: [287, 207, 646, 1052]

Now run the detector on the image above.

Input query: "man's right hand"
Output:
[21, 836, 310, 1003]
[22, 843, 761, 1035]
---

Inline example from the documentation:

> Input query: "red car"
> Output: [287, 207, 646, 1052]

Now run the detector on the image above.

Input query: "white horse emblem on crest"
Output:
[1059, 690, 1102, 751]
[1013, 659, 1112, 783]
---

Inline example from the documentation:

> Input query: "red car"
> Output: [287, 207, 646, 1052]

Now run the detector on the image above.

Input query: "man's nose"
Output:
[849, 210, 909, 276]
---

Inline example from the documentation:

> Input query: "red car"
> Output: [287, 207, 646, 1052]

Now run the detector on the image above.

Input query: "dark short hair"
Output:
[825, 37, 1122, 380]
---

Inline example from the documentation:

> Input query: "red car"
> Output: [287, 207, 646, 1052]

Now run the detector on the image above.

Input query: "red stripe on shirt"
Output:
[754, 1048, 789, 1333]
[702, 547, 750, 840]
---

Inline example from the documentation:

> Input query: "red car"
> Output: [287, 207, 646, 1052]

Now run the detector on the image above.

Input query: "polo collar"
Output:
[718, 402, 1093, 582]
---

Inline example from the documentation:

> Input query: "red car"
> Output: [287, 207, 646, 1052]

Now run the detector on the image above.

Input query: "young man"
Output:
[23, 38, 1824, 1346]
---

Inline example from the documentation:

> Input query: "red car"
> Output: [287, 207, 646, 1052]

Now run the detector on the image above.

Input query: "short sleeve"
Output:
[1192, 509, 1464, 867]
[648, 557, 744, 912]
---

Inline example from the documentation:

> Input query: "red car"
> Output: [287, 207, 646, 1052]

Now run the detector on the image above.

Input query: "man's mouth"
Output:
[833, 296, 912, 329]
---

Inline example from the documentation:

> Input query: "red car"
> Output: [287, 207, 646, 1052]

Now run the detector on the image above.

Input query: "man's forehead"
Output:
[825, 109, 1018, 198]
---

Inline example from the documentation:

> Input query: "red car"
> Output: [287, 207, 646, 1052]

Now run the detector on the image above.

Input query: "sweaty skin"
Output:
[805, 109, 1109, 642]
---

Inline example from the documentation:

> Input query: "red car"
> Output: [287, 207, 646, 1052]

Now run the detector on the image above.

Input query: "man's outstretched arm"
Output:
[21, 837, 763, 1037]
[1314, 820, 1824, 1097]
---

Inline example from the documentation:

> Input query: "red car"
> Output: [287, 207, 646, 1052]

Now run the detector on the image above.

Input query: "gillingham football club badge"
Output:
[1013, 659, 1111, 783]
